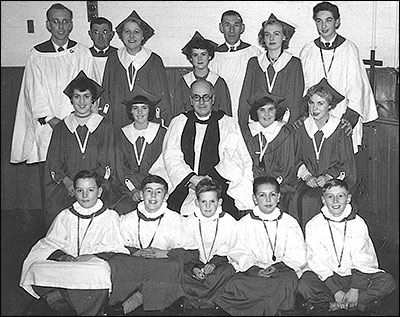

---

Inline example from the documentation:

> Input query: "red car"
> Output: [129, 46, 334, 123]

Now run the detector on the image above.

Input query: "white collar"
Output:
[121, 121, 160, 145]
[72, 200, 104, 216]
[304, 115, 340, 140]
[94, 46, 109, 53]
[194, 206, 223, 222]
[248, 120, 283, 141]
[118, 46, 152, 70]
[64, 113, 104, 133]
[253, 206, 281, 221]
[321, 204, 352, 222]
[195, 113, 211, 121]
[320, 34, 337, 46]
[137, 201, 167, 219]
[52, 40, 68, 51]
[226, 40, 241, 51]
[258, 50, 292, 73]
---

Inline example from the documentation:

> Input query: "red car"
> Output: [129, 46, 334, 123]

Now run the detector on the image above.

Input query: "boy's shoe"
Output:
[104, 302, 125, 316]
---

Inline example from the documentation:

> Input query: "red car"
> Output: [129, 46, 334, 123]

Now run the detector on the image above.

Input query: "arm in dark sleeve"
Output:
[342, 107, 360, 128]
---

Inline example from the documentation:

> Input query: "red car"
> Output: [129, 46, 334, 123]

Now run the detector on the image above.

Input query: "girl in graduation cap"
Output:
[242, 91, 296, 212]
[289, 78, 357, 230]
[238, 13, 304, 131]
[99, 10, 171, 129]
[44, 71, 115, 228]
[172, 31, 232, 118]
[109, 87, 167, 215]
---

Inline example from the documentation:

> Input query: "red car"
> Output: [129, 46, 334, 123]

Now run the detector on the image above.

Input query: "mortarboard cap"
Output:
[122, 85, 161, 107]
[181, 31, 218, 58]
[116, 10, 155, 43]
[266, 13, 296, 43]
[311, 78, 345, 105]
[63, 70, 104, 102]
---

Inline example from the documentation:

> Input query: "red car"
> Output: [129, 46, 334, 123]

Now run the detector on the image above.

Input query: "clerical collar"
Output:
[194, 206, 223, 222]
[137, 201, 167, 220]
[195, 113, 211, 122]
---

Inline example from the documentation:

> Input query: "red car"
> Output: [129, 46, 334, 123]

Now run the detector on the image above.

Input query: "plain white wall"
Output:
[1, 1, 399, 67]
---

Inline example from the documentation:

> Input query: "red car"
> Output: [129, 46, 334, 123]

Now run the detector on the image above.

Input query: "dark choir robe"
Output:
[90, 46, 118, 84]
[44, 113, 115, 226]
[289, 116, 357, 229]
[99, 46, 171, 129]
[243, 120, 296, 211]
[172, 70, 232, 118]
[180, 208, 237, 309]
[110, 122, 167, 215]
[238, 51, 305, 128]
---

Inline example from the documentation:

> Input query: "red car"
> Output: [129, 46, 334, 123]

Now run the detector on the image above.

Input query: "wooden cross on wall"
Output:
[363, 50, 383, 94]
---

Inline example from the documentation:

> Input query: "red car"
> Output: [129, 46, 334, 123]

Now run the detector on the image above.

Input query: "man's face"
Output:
[190, 82, 214, 118]
[219, 14, 244, 45]
[314, 10, 339, 41]
[46, 8, 73, 44]
[89, 23, 114, 50]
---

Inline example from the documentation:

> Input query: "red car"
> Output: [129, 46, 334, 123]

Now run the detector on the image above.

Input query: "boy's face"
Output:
[130, 103, 149, 124]
[314, 10, 340, 41]
[75, 177, 102, 209]
[322, 186, 351, 217]
[253, 183, 280, 214]
[190, 48, 211, 71]
[142, 182, 168, 213]
[219, 14, 244, 45]
[47, 8, 73, 43]
[195, 191, 222, 218]
[89, 23, 114, 50]
[308, 93, 330, 121]
[257, 103, 276, 128]
[72, 89, 93, 117]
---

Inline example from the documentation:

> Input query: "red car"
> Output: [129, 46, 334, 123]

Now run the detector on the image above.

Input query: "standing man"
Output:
[159, 79, 254, 220]
[10, 2, 97, 206]
[88, 16, 118, 84]
[299, 1, 378, 153]
[209, 10, 261, 121]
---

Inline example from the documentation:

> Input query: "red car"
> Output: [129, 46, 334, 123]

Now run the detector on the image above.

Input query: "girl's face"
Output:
[263, 23, 284, 51]
[195, 191, 222, 218]
[308, 94, 330, 122]
[253, 183, 280, 214]
[72, 89, 93, 117]
[121, 21, 143, 53]
[131, 103, 149, 125]
[314, 10, 339, 41]
[322, 186, 351, 217]
[190, 48, 211, 70]
[257, 103, 276, 128]
[141, 182, 168, 213]
[74, 177, 102, 209]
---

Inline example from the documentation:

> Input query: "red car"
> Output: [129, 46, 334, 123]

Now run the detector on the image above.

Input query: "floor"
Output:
[1, 209, 399, 316]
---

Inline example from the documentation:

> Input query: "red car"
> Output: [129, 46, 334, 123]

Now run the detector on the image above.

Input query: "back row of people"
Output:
[21, 172, 395, 316]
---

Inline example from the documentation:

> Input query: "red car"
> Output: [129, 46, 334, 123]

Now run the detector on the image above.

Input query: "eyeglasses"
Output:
[191, 94, 213, 102]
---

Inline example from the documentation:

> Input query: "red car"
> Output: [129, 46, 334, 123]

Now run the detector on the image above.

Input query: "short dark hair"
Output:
[68, 78, 97, 101]
[313, 1, 340, 20]
[184, 40, 216, 61]
[195, 178, 222, 199]
[249, 96, 277, 122]
[221, 10, 243, 23]
[73, 170, 102, 188]
[140, 174, 168, 192]
[46, 3, 73, 21]
[125, 97, 156, 122]
[253, 176, 280, 195]
[90, 17, 113, 30]
[322, 179, 349, 193]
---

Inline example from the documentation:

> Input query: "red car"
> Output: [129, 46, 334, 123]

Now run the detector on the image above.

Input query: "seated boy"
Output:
[105, 174, 195, 315]
[297, 179, 396, 314]
[180, 178, 237, 310]
[20, 170, 129, 316]
[214, 176, 306, 316]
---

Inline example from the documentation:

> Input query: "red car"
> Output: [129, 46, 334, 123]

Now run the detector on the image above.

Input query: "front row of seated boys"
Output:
[20, 171, 396, 316]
